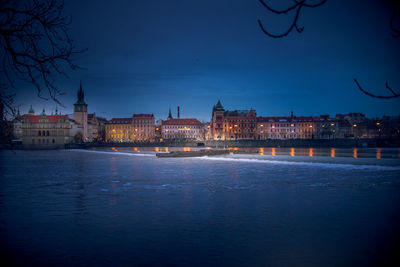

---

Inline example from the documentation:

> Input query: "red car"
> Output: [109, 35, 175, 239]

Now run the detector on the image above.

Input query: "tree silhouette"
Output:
[0, 0, 85, 116]
[257, 0, 327, 38]
[257, 0, 400, 99]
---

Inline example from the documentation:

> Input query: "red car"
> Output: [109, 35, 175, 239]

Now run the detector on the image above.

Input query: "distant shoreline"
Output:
[2, 138, 400, 150]
[69, 138, 399, 149]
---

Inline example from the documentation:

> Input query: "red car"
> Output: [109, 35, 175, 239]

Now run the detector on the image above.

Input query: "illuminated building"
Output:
[18, 107, 75, 147]
[162, 118, 203, 141]
[257, 117, 298, 139]
[132, 114, 155, 142]
[295, 117, 315, 139]
[211, 100, 257, 140]
[204, 122, 212, 140]
[14, 84, 99, 147]
[155, 125, 162, 142]
[211, 100, 224, 140]
[313, 115, 337, 139]
[105, 118, 133, 142]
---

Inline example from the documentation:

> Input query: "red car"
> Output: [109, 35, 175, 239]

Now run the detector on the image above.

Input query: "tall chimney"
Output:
[177, 106, 180, 118]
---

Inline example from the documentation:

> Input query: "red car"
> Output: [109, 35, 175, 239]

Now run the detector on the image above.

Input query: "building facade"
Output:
[211, 100, 257, 140]
[132, 114, 155, 142]
[19, 109, 73, 147]
[105, 118, 133, 142]
[161, 118, 203, 141]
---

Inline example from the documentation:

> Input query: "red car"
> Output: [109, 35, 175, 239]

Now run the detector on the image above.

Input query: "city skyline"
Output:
[19, 94, 399, 123]
[12, 0, 400, 121]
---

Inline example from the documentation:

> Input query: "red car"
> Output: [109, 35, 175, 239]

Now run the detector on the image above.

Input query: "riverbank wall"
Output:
[64, 138, 400, 149]
[2, 138, 399, 150]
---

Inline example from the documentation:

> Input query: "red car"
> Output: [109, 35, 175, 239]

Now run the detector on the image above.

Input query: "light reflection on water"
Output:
[353, 148, 358, 159]
[0, 150, 399, 266]
[97, 146, 400, 159]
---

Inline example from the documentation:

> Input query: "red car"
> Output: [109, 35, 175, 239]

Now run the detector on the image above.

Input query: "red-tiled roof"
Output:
[107, 118, 132, 124]
[162, 118, 201, 125]
[22, 114, 68, 123]
[133, 114, 153, 118]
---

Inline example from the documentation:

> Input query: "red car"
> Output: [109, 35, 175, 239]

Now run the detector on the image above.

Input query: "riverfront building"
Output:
[14, 83, 99, 147]
[161, 118, 204, 141]
[18, 108, 74, 146]
[132, 114, 155, 142]
[105, 118, 133, 142]
[211, 100, 257, 140]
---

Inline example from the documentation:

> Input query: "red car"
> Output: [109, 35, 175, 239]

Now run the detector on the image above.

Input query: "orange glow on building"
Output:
[155, 147, 159, 152]
[271, 147, 276, 156]
[259, 147, 264, 155]
[309, 148, 313, 157]
[165, 147, 169, 152]
[330, 148, 335, 158]
[183, 147, 191, 152]
[353, 148, 358, 159]
[133, 147, 138, 151]
[111, 147, 118, 151]
[290, 148, 295, 157]
[234, 147, 238, 151]
[376, 148, 381, 159]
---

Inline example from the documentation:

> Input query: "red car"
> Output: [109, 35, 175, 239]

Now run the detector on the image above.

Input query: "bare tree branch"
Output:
[257, 0, 327, 38]
[0, 0, 86, 109]
[390, 9, 400, 38]
[354, 78, 400, 99]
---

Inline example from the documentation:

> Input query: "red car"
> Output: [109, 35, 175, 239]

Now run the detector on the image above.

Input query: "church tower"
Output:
[73, 82, 88, 141]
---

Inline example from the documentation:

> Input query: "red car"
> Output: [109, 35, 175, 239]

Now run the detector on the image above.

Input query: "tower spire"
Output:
[168, 108, 173, 120]
[28, 105, 34, 114]
[76, 81, 86, 104]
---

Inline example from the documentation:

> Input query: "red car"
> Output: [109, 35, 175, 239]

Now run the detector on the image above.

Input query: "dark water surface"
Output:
[1, 150, 400, 266]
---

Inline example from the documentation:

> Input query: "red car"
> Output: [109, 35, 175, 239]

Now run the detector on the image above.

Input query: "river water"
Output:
[1, 149, 400, 266]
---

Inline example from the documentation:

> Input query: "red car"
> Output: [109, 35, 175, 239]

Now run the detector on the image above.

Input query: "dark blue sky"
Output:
[17, 0, 400, 121]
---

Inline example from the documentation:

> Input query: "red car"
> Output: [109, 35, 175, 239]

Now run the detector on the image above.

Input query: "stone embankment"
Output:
[65, 138, 400, 149]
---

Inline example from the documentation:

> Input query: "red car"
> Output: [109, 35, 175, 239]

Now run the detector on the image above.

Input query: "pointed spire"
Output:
[28, 105, 34, 114]
[168, 108, 173, 120]
[41, 107, 46, 116]
[55, 105, 58, 115]
[75, 81, 86, 105]
[16, 108, 20, 117]
[214, 100, 224, 111]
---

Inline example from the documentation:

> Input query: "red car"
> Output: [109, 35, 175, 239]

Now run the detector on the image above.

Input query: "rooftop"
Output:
[162, 118, 202, 126]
